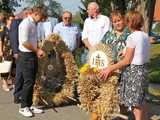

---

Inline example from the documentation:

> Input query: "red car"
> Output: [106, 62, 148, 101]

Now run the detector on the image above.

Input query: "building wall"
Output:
[154, 0, 160, 21]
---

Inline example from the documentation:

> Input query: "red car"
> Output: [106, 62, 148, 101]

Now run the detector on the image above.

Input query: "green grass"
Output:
[148, 86, 160, 96]
[149, 43, 160, 83]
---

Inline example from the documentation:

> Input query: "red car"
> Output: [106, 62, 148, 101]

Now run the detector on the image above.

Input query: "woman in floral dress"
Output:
[102, 10, 130, 64]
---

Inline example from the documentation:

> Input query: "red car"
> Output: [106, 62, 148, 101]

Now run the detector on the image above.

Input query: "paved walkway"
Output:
[0, 86, 89, 120]
[1, 82, 160, 120]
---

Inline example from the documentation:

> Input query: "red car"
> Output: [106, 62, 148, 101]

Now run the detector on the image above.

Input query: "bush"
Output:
[149, 44, 160, 83]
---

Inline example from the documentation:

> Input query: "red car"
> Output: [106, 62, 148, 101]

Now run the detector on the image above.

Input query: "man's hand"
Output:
[37, 49, 45, 58]
[13, 54, 18, 60]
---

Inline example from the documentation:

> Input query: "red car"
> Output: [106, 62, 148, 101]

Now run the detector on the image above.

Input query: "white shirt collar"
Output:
[89, 14, 101, 20]
[62, 22, 72, 27]
[28, 16, 36, 24]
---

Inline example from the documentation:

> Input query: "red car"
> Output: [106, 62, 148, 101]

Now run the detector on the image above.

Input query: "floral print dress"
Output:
[119, 64, 149, 108]
[102, 28, 130, 63]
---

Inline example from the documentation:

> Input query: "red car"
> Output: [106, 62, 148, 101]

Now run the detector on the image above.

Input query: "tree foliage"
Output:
[126, 0, 156, 32]
[23, 0, 63, 18]
[0, 0, 20, 13]
[72, 11, 83, 25]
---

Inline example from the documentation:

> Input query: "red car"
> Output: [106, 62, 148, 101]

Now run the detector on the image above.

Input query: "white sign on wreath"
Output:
[88, 43, 113, 70]
[89, 51, 108, 69]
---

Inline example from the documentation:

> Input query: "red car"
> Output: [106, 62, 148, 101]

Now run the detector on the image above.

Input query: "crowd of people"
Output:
[0, 2, 150, 120]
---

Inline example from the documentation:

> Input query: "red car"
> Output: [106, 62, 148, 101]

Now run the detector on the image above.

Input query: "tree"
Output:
[72, 11, 83, 24]
[126, 0, 156, 32]
[23, 0, 63, 18]
[0, 0, 20, 13]
[138, 0, 155, 33]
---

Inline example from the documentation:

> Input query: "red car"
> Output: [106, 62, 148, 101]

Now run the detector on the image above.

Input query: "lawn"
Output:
[148, 43, 160, 97]
[149, 43, 160, 83]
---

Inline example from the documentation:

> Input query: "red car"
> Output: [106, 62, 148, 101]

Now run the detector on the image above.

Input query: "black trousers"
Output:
[19, 52, 38, 108]
[14, 57, 23, 99]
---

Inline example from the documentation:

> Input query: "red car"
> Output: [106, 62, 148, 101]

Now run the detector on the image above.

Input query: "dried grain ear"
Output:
[33, 33, 78, 106]
[78, 43, 120, 119]
[87, 43, 113, 68]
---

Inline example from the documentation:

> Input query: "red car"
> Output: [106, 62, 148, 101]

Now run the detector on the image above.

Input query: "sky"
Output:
[15, 0, 83, 14]
[55, 0, 83, 13]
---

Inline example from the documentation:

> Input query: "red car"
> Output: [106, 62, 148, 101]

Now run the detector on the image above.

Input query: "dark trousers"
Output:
[13, 59, 23, 99]
[19, 52, 38, 108]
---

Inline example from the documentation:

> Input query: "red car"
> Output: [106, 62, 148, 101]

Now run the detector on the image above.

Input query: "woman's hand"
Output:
[98, 67, 113, 80]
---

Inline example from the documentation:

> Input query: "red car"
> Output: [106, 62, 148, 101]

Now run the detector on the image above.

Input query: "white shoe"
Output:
[30, 106, 44, 114]
[2, 85, 10, 92]
[19, 107, 33, 117]
[12, 84, 15, 88]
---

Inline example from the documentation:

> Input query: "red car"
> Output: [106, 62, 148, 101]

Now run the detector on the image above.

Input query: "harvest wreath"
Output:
[33, 34, 78, 106]
[77, 43, 121, 120]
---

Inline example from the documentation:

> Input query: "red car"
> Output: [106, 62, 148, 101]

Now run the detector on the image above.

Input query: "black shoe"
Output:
[128, 110, 135, 120]
[14, 97, 21, 104]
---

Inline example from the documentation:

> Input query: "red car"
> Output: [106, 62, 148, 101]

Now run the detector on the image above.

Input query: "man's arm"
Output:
[102, 16, 112, 37]
[82, 38, 91, 49]
[23, 41, 44, 58]
[0, 40, 3, 57]
[53, 23, 60, 34]
[19, 21, 44, 58]
[82, 20, 91, 49]
[23, 41, 37, 53]
[76, 37, 80, 49]
[10, 20, 21, 55]
[76, 26, 81, 49]
[0, 26, 5, 57]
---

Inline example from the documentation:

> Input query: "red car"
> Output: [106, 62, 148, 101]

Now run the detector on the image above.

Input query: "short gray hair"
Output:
[88, 2, 99, 11]
[63, 10, 72, 17]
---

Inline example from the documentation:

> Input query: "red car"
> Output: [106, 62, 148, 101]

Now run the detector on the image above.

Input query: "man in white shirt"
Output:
[18, 6, 46, 117]
[53, 11, 80, 52]
[82, 2, 112, 49]
[37, 17, 58, 40]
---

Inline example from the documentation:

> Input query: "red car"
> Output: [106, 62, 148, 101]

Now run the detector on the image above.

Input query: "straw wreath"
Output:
[33, 33, 78, 106]
[77, 43, 120, 120]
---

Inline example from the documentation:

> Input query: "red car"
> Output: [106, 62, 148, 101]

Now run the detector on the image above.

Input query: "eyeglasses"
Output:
[63, 17, 71, 20]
